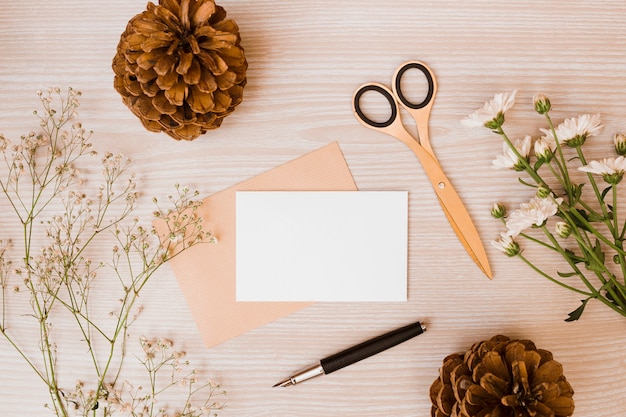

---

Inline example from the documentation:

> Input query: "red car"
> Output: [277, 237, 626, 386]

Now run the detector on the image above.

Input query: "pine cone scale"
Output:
[192, 2, 216, 26]
[141, 35, 174, 53]
[154, 53, 177, 76]
[545, 397, 575, 415]
[534, 361, 563, 385]
[480, 373, 509, 399]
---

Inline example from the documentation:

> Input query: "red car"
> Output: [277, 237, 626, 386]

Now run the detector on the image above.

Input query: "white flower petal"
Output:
[505, 196, 562, 236]
[491, 135, 530, 169]
[462, 90, 517, 127]
[549, 114, 602, 144]
[579, 156, 626, 175]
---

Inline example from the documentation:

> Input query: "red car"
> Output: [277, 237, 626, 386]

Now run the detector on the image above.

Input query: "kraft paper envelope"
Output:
[156, 142, 357, 348]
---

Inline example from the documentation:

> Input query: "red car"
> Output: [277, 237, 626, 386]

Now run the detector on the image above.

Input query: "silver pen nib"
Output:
[272, 377, 295, 388]
[272, 363, 324, 387]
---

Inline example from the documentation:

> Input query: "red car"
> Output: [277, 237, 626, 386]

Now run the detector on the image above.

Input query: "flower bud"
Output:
[536, 185, 551, 199]
[491, 233, 521, 257]
[534, 136, 554, 163]
[491, 202, 506, 219]
[555, 221, 572, 238]
[533, 94, 551, 114]
[614, 133, 626, 156]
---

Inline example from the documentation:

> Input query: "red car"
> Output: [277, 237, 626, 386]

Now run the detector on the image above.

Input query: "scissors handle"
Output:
[352, 62, 438, 159]
[392, 61, 437, 159]
[392, 61, 435, 110]
[352, 82, 417, 148]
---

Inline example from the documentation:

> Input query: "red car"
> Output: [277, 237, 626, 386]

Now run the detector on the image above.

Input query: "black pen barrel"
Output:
[320, 321, 425, 374]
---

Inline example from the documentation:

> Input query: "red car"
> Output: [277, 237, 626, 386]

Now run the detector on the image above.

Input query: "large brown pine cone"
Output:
[112, 0, 247, 141]
[430, 335, 574, 417]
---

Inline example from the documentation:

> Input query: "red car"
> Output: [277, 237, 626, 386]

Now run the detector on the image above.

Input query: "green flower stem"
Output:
[575, 198, 605, 224]
[495, 126, 544, 185]
[558, 214, 626, 311]
[544, 112, 576, 203]
[517, 252, 592, 296]
[541, 225, 626, 316]
[622, 216, 626, 243]
[519, 231, 559, 252]
[565, 207, 623, 252]
[546, 163, 568, 196]
[613, 185, 626, 285]
[561, 207, 622, 280]
[540, 226, 600, 295]
[575, 146, 614, 235]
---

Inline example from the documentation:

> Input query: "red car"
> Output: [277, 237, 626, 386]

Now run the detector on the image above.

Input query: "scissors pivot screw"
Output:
[438, 182, 445, 189]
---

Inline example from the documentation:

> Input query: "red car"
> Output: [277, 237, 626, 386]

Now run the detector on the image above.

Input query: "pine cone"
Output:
[112, 0, 247, 141]
[430, 335, 574, 417]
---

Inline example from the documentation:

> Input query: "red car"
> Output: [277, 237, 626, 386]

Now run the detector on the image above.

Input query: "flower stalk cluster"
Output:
[0, 88, 220, 416]
[464, 91, 626, 321]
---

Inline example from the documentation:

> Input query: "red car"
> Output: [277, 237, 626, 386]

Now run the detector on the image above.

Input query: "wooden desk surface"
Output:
[1, 1, 626, 416]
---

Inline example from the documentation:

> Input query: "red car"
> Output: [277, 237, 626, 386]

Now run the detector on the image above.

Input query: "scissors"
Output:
[352, 61, 492, 279]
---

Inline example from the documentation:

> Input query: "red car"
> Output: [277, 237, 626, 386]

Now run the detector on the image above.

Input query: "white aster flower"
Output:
[505, 195, 563, 237]
[492, 135, 531, 170]
[491, 232, 521, 256]
[462, 90, 517, 129]
[541, 114, 602, 147]
[578, 156, 626, 184]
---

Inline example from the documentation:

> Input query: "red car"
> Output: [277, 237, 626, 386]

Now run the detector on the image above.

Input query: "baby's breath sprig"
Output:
[0, 88, 219, 416]
[465, 91, 626, 321]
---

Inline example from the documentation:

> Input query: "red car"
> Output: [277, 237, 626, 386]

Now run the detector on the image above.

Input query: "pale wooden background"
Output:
[1, 1, 626, 416]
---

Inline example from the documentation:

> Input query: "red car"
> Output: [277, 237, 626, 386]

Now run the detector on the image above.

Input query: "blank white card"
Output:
[235, 191, 408, 302]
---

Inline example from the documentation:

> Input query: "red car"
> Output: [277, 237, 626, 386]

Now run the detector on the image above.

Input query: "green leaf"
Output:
[557, 271, 578, 278]
[601, 186, 611, 201]
[518, 177, 537, 188]
[587, 210, 607, 222]
[571, 209, 591, 231]
[604, 285, 626, 307]
[563, 248, 584, 264]
[565, 298, 591, 322]
[583, 238, 606, 273]
[570, 183, 584, 203]
[533, 160, 544, 171]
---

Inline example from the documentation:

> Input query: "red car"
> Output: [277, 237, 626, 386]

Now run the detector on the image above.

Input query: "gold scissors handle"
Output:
[391, 61, 437, 160]
[352, 63, 492, 279]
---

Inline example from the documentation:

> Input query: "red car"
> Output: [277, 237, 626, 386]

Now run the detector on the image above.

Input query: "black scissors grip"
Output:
[394, 62, 434, 110]
[353, 84, 397, 128]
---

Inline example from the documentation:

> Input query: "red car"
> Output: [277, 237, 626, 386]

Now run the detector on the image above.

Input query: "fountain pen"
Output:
[273, 320, 426, 387]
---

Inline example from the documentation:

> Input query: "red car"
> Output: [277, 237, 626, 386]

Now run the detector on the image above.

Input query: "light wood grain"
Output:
[1, 0, 626, 416]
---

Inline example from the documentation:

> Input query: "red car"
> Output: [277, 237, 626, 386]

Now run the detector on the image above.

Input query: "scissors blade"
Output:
[436, 194, 493, 279]
[404, 139, 493, 279]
